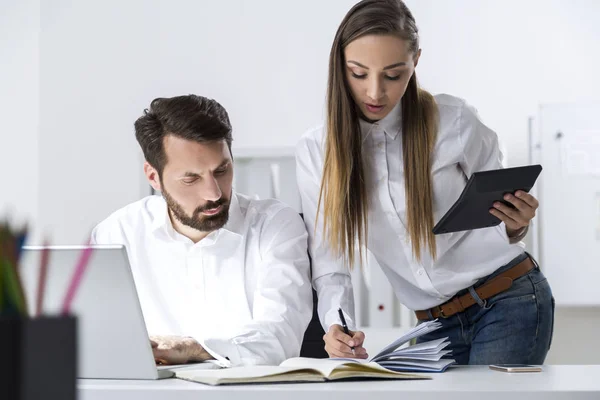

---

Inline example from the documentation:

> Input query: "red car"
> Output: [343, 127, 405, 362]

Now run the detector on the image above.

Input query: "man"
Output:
[91, 95, 312, 366]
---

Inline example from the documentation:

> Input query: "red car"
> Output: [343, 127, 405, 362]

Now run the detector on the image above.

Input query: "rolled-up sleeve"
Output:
[295, 131, 356, 331]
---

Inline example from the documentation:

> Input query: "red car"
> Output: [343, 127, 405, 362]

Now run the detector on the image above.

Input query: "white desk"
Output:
[79, 365, 600, 400]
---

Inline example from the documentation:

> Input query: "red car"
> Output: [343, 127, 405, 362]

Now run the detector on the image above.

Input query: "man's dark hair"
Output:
[134, 94, 233, 175]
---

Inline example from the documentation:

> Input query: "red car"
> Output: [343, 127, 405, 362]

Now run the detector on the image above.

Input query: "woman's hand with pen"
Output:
[323, 325, 368, 359]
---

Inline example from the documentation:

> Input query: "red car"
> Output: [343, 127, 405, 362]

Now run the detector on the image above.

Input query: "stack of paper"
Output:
[368, 320, 455, 372]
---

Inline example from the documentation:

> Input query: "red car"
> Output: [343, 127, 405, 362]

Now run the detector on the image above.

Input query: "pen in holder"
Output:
[1, 224, 82, 400]
[1, 315, 77, 400]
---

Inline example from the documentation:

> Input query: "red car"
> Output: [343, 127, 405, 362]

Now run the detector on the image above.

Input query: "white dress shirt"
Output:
[90, 192, 312, 367]
[296, 94, 525, 330]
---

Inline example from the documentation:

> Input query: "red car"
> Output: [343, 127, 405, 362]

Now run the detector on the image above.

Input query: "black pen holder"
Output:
[0, 315, 77, 400]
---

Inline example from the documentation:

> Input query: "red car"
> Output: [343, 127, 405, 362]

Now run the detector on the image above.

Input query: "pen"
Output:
[35, 239, 50, 317]
[61, 244, 93, 316]
[337, 307, 355, 355]
[0, 225, 27, 316]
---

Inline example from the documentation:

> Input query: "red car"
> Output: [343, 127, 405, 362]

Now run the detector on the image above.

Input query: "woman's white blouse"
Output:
[295, 94, 524, 330]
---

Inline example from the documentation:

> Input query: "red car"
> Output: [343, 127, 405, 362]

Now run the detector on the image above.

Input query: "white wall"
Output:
[408, 0, 600, 167]
[0, 0, 39, 237]
[3, 0, 600, 363]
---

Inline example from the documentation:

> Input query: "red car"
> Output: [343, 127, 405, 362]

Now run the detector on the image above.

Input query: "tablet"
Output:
[432, 164, 542, 235]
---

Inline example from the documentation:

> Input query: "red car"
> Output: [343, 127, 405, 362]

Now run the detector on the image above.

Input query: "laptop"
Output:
[20, 245, 181, 379]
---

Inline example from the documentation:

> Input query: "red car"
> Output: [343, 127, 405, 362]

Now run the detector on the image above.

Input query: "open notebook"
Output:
[174, 357, 429, 385]
[174, 320, 453, 385]
[360, 319, 456, 373]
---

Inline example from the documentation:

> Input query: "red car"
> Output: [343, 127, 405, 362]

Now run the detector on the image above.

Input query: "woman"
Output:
[295, 0, 554, 365]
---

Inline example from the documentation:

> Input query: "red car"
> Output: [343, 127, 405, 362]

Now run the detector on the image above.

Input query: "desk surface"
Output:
[79, 365, 600, 400]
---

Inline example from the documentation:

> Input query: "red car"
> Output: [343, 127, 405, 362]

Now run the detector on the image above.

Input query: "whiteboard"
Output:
[537, 102, 600, 306]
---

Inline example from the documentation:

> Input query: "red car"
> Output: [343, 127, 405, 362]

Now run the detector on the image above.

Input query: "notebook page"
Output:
[175, 365, 313, 385]
[379, 359, 454, 371]
[281, 357, 364, 377]
[382, 350, 452, 362]
[371, 320, 442, 360]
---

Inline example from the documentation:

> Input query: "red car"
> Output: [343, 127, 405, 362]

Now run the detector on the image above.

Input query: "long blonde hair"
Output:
[318, 0, 439, 267]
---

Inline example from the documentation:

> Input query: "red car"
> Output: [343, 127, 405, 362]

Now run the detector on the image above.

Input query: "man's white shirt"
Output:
[91, 192, 313, 366]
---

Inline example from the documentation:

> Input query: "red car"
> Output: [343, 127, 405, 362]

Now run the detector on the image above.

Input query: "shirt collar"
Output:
[150, 196, 170, 233]
[359, 100, 402, 141]
[150, 192, 245, 241]
[220, 192, 244, 237]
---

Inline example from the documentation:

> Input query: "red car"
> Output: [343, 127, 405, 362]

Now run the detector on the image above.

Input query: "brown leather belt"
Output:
[415, 256, 535, 320]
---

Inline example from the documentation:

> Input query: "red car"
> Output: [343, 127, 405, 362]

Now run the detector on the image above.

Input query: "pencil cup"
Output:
[0, 315, 77, 400]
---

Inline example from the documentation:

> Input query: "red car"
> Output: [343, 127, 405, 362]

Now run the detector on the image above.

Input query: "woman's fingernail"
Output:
[349, 341, 354, 347]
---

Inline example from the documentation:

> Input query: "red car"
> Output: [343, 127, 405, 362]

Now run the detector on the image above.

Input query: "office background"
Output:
[1, 0, 599, 364]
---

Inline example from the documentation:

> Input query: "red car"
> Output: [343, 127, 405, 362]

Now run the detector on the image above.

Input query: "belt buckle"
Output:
[435, 305, 448, 319]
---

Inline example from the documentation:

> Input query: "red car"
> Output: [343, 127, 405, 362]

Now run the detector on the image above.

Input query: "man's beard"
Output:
[162, 188, 230, 233]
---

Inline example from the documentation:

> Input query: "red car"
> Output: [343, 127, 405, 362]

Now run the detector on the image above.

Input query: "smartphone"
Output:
[489, 364, 542, 373]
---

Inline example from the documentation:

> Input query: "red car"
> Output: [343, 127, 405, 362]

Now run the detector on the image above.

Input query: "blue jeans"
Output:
[416, 253, 555, 365]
